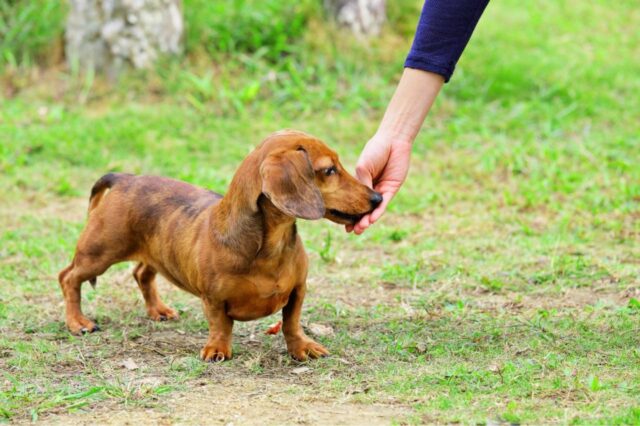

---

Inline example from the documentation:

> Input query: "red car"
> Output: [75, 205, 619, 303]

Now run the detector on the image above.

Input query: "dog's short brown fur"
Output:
[58, 130, 382, 361]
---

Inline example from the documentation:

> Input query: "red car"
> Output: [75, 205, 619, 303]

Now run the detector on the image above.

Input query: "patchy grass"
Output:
[1, 0, 639, 424]
[0, 0, 66, 69]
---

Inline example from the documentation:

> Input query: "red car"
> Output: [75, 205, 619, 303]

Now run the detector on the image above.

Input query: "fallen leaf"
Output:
[382, 281, 397, 290]
[308, 323, 334, 337]
[415, 341, 428, 353]
[488, 363, 501, 373]
[291, 366, 312, 375]
[265, 321, 282, 335]
[120, 358, 139, 370]
[135, 377, 163, 387]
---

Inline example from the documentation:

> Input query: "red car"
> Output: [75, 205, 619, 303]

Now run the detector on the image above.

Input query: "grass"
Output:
[0, 0, 66, 68]
[1, 0, 639, 424]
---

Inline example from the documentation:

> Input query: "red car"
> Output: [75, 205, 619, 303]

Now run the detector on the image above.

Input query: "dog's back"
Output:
[79, 173, 222, 289]
[89, 173, 221, 227]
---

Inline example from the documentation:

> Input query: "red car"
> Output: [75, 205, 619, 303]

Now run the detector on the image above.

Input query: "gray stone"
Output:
[324, 0, 386, 37]
[65, 0, 183, 76]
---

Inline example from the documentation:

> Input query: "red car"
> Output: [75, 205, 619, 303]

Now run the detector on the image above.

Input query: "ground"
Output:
[1, 0, 640, 424]
[1, 188, 638, 424]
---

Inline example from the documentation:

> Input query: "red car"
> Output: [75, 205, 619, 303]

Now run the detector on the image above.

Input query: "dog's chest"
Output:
[225, 266, 297, 321]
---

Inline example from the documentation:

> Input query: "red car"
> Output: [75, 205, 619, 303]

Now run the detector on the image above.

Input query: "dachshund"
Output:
[58, 130, 383, 361]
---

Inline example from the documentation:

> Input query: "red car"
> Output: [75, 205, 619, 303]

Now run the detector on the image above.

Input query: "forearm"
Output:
[375, 68, 444, 145]
[351, 1, 488, 234]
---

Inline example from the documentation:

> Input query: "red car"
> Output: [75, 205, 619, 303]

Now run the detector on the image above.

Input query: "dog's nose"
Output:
[370, 192, 383, 209]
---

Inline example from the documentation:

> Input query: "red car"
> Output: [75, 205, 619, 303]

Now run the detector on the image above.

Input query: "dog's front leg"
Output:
[200, 297, 234, 361]
[283, 284, 330, 361]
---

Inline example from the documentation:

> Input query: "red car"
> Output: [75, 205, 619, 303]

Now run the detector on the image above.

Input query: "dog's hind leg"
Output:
[58, 252, 114, 335]
[133, 262, 178, 321]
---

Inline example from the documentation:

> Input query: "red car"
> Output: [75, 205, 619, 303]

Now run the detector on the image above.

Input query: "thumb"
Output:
[355, 162, 373, 189]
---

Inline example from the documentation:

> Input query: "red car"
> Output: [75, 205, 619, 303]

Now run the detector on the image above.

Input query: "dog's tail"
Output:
[88, 173, 120, 212]
[86, 173, 124, 289]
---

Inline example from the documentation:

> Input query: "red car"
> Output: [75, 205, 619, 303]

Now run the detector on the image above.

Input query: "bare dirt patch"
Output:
[43, 378, 407, 425]
[3, 195, 88, 226]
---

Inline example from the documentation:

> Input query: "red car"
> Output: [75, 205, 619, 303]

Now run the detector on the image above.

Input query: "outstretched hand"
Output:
[345, 69, 443, 234]
[346, 135, 412, 234]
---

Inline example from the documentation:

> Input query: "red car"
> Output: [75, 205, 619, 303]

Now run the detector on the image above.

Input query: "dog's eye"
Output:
[324, 166, 337, 176]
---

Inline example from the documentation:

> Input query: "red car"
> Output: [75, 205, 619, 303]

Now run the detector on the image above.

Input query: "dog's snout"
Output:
[370, 192, 383, 209]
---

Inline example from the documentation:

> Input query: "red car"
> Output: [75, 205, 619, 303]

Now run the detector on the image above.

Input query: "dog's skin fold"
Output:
[58, 130, 383, 361]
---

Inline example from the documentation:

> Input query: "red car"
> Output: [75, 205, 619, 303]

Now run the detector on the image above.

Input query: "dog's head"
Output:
[258, 130, 382, 225]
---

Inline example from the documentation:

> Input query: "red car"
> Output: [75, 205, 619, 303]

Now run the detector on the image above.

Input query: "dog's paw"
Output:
[287, 337, 329, 361]
[67, 316, 100, 335]
[147, 305, 179, 322]
[200, 341, 232, 362]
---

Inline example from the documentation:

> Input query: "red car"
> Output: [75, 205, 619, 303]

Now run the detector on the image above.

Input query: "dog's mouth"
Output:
[328, 209, 366, 224]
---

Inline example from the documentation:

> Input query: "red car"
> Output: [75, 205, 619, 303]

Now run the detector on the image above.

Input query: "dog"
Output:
[58, 130, 382, 361]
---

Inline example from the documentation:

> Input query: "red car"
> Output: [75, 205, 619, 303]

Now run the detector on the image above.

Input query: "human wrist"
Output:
[373, 68, 443, 148]
[372, 125, 417, 147]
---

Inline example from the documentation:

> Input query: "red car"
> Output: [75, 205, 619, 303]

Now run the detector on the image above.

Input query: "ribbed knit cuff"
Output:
[404, 56, 454, 83]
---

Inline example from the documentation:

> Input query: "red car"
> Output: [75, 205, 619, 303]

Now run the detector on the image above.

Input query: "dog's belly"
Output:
[225, 290, 292, 321]
[156, 266, 196, 295]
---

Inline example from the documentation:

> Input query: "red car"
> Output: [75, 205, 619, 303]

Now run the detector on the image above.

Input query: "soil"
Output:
[8, 197, 633, 425]
[44, 379, 407, 425]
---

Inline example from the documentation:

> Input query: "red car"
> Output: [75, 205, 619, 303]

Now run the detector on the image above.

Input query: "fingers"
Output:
[345, 215, 368, 234]
[369, 192, 392, 223]
[350, 191, 393, 234]
[355, 163, 373, 189]
[348, 137, 400, 234]
[353, 214, 371, 235]
[348, 163, 374, 234]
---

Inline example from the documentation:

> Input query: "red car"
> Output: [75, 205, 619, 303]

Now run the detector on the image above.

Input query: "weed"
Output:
[319, 231, 335, 263]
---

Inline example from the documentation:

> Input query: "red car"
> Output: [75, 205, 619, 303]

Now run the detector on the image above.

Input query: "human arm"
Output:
[348, 0, 489, 234]
[347, 68, 443, 234]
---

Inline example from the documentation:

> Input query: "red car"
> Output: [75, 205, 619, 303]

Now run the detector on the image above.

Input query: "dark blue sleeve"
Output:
[405, 0, 489, 82]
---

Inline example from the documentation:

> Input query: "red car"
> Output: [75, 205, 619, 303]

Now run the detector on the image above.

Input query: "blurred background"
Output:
[1, 0, 638, 212]
[1, 1, 639, 423]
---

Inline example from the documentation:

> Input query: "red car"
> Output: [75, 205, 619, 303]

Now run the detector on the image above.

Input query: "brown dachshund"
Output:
[58, 130, 382, 361]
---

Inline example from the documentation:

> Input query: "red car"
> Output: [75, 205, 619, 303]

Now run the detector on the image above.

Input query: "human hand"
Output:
[346, 135, 412, 234]
[346, 69, 442, 234]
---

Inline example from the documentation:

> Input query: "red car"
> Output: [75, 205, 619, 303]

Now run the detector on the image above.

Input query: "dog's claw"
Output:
[80, 325, 100, 334]
[203, 352, 227, 363]
[200, 342, 232, 362]
[147, 307, 178, 322]
[287, 337, 330, 361]
[72, 322, 99, 335]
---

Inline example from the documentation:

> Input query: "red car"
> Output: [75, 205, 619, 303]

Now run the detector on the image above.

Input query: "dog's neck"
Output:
[257, 194, 297, 257]
[211, 153, 297, 263]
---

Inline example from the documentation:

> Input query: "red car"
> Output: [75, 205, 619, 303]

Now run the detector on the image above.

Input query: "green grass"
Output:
[0, 0, 66, 68]
[183, 0, 317, 61]
[1, 0, 639, 423]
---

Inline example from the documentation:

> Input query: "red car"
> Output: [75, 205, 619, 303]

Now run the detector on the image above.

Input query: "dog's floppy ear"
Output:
[260, 149, 325, 219]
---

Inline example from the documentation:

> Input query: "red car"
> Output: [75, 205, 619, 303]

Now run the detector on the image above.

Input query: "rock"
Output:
[324, 0, 386, 37]
[66, 0, 183, 76]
